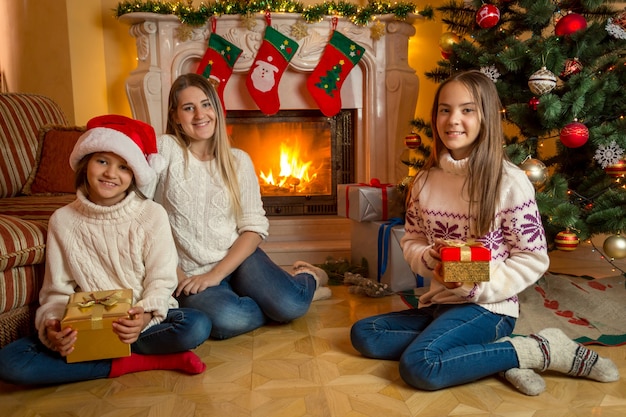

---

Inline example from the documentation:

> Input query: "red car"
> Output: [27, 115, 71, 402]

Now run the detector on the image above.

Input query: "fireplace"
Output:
[118, 12, 421, 186]
[227, 109, 354, 215]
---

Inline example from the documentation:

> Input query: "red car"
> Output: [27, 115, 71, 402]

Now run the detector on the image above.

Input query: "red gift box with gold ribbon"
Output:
[441, 242, 491, 282]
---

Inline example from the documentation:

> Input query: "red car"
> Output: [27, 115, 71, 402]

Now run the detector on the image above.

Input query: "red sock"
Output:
[108, 352, 206, 378]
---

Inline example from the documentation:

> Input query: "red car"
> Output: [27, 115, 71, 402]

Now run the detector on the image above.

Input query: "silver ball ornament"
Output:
[528, 67, 557, 95]
[603, 234, 626, 259]
[519, 158, 548, 188]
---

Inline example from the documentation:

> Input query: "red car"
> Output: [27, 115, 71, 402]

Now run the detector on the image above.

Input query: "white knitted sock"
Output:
[536, 328, 620, 382]
[496, 336, 546, 396]
[511, 328, 620, 382]
[292, 261, 332, 301]
[502, 368, 546, 396]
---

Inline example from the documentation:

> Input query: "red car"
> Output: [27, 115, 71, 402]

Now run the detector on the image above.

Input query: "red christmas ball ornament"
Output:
[555, 230, 580, 251]
[404, 133, 422, 149]
[605, 159, 626, 178]
[560, 57, 583, 80]
[559, 121, 589, 148]
[528, 96, 540, 111]
[441, 49, 453, 60]
[555, 13, 587, 36]
[476, 4, 501, 29]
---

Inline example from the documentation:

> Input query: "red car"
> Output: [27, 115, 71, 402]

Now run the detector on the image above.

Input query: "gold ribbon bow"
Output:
[69, 290, 131, 329]
[442, 239, 483, 262]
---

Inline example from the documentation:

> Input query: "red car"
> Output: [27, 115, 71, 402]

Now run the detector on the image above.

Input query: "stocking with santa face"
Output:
[246, 18, 299, 115]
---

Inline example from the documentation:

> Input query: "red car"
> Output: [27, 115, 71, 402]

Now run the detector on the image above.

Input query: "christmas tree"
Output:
[410, 0, 626, 263]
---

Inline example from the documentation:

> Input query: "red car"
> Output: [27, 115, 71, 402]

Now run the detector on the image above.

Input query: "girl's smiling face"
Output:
[435, 80, 481, 160]
[86, 152, 133, 206]
[174, 85, 217, 143]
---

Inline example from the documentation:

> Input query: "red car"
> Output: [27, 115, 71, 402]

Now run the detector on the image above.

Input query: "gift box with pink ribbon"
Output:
[61, 289, 133, 363]
[337, 179, 404, 222]
[441, 241, 491, 282]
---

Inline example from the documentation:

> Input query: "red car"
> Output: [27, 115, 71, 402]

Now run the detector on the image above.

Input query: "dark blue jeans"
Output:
[177, 248, 317, 339]
[350, 303, 519, 390]
[0, 307, 210, 386]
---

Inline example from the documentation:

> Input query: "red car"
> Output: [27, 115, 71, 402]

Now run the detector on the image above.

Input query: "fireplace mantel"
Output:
[119, 12, 420, 183]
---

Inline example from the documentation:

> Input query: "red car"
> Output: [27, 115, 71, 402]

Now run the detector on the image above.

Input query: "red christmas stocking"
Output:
[246, 25, 299, 115]
[196, 33, 242, 112]
[306, 30, 365, 117]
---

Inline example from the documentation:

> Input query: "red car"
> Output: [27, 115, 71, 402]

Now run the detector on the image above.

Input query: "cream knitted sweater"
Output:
[401, 151, 550, 318]
[35, 191, 179, 350]
[153, 134, 269, 276]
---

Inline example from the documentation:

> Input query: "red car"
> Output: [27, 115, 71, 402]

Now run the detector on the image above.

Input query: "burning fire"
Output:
[259, 142, 318, 194]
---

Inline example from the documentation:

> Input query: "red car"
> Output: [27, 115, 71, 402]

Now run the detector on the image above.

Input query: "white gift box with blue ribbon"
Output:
[350, 218, 426, 292]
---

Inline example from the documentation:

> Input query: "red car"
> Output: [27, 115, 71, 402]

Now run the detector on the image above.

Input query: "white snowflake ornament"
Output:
[481, 65, 500, 82]
[594, 141, 625, 168]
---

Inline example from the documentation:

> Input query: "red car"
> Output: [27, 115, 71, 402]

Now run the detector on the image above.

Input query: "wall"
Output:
[0, 0, 445, 125]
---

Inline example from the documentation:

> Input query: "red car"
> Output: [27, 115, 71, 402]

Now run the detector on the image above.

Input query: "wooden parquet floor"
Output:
[1, 284, 625, 417]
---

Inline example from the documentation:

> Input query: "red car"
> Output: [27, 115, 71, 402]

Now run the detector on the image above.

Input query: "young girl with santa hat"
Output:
[0, 115, 211, 385]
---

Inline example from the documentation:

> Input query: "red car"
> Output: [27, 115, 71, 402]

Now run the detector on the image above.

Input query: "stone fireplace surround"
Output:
[119, 12, 421, 266]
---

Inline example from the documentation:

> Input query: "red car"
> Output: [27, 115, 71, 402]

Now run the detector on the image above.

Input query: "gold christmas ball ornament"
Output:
[605, 159, 626, 178]
[519, 158, 548, 188]
[439, 32, 460, 53]
[603, 234, 626, 259]
[555, 230, 580, 251]
[528, 67, 557, 96]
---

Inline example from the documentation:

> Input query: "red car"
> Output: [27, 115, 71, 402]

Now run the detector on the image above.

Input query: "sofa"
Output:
[0, 93, 82, 348]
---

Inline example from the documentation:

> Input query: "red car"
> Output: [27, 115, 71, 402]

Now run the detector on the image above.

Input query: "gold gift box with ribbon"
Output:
[441, 242, 491, 282]
[61, 289, 132, 363]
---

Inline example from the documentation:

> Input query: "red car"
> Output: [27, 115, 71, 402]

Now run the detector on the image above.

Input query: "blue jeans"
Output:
[0, 308, 210, 386]
[350, 303, 519, 390]
[177, 248, 317, 339]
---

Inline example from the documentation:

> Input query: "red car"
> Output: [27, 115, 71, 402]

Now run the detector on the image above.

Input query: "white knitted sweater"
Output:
[35, 191, 179, 350]
[153, 134, 269, 276]
[401, 151, 550, 318]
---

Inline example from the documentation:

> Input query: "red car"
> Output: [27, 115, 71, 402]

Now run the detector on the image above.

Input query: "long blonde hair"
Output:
[418, 70, 507, 237]
[165, 73, 242, 217]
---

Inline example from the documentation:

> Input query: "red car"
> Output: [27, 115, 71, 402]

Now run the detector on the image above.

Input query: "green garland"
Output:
[115, 0, 433, 27]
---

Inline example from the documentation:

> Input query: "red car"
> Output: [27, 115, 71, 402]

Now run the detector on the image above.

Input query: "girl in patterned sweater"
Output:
[350, 70, 619, 395]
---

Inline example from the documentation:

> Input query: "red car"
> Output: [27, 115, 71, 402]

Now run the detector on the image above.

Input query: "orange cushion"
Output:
[21, 125, 84, 195]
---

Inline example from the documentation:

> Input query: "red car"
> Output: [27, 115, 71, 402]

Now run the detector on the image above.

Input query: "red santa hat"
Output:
[69, 114, 159, 187]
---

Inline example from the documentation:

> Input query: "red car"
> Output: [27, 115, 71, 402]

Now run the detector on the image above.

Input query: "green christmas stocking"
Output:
[196, 33, 242, 112]
[306, 30, 365, 117]
[246, 25, 299, 115]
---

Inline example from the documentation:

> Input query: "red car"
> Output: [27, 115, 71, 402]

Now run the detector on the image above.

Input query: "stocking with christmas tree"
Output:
[307, 29, 365, 117]
[246, 17, 299, 115]
[196, 30, 242, 112]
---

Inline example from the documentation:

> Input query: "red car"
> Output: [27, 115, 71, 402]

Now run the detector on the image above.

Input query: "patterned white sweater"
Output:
[401, 151, 550, 318]
[153, 134, 269, 276]
[36, 191, 179, 350]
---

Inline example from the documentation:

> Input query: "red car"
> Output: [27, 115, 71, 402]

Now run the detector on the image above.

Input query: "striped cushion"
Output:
[0, 214, 47, 271]
[0, 93, 68, 198]
[0, 264, 44, 315]
[0, 194, 75, 223]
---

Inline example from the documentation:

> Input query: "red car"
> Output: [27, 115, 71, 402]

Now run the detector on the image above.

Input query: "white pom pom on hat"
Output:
[69, 114, 159, 187]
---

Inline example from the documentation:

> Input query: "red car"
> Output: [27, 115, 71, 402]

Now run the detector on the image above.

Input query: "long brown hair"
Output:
[418, 70, 507, 237]
[165, 73, 242, 217]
